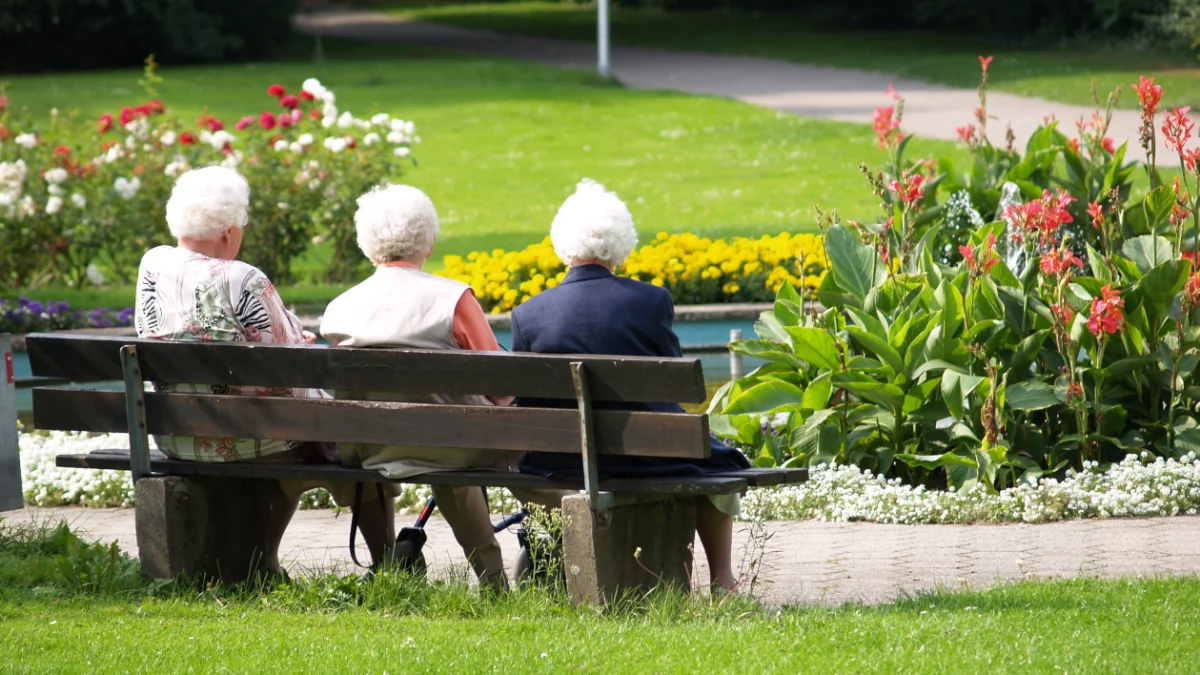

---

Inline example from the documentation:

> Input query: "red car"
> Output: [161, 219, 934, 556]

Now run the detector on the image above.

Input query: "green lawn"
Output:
[4, 37, 957, 293]
[3, 518, 1200, 672]
[387, 1, 1200, 110]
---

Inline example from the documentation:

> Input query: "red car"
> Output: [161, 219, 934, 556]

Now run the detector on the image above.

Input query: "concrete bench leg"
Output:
[135, 475, 292, 582]
[561, 493, 696, 604]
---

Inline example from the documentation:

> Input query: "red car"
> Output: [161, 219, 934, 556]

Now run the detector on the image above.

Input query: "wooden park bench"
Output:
[19, 333, 805, 603]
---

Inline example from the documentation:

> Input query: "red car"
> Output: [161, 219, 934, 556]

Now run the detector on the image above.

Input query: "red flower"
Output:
[1087, 285, 1125, 336]
[345, 135, 357, 149]
[1162, 106, 1196, 157]
[1067, 138, 1081, 154]
[1087, 202, 1103, 229]
[872, 104, 902, 149]
[956, 124, 976, 143]
[959, 244, 976, 268]
[309, 109, 322, 121]
[53, 145, 71, 157]
[1185, 273, 1200, 311]
[300, 90, 315, 101]
[267, 84, 287, 98]
[235, 116, 255, 131]
[1066, 381, 1085, 403]
[198, 115, 224, 132]
[259, 111, 278, 131]
[979, 55, 993, 73]
[1133, 76, 1163, 117]
[148, 99, 165, 115]
[96, 113, 113, 133]
[0, 96, 6, 112]
[887, 173, 925, 206]
[0, 125, 11, 142]
[1102, 137, 1115, 154]
[1052, 302, 1075, 327]
[962, 233, 1000, 274]
[133, 103, 152, 119]
[179, 132, 196, 145]
[119, 106, 135, 127]
[1004, 189, 1076, 247]
[280, 94, 300, 109]
[1040, 249, 1083, 277]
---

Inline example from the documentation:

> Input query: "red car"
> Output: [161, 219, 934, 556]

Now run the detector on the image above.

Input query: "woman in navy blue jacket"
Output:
[511, 179, 751, 592]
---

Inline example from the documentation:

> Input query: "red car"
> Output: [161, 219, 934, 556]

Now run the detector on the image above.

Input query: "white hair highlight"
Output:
[550, 179, 638, 267]
[165, 166, 250, 240]
[354, 184, 439, 264]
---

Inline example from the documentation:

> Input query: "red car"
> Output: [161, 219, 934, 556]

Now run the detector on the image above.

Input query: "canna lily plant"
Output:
[710, 68, 1200, 494]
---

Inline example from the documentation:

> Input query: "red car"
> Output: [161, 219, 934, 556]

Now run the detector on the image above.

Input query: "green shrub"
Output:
[0, 0, 300, 73]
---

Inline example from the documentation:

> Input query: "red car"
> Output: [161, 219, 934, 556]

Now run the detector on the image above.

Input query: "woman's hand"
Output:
[300, 330, 318, 344]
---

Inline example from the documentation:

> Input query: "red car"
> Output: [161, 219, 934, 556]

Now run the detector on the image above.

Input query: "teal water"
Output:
[14, 318, 762, 413]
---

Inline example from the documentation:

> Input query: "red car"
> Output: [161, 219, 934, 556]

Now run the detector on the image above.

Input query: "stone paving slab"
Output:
[293, 9, 1197, 163]
[7, 506, 1200, 606]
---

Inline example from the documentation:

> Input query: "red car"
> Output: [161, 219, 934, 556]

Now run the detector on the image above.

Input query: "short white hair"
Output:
[550, 179, 638, 267]
[354, 184, 439, 264]
[165, 166, 250, 240]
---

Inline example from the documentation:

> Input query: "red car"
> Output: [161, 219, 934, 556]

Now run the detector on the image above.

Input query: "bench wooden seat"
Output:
[20, 333, 806, 602]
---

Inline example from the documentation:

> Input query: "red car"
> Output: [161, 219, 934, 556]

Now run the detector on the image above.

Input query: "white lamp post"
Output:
[597, 0, 611, 78]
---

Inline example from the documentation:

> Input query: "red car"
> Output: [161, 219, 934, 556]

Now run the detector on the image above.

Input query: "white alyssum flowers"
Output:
[45, 196, 63, 215]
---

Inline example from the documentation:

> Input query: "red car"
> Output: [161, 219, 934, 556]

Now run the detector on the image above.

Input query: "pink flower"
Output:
[1040, 249, 1083, 277]
[1133, 76, 1163, 117]
[235, 115, 256, 131]
[1005, 189, 1076, 247]
[119, 106, 135, 126]
[96, 113, 113, 133]
[1163, 106, 1196, 157]
[259, 111, 277, 131]
[280, 94, 300, 109]
[956, 124, 976, 144]
[1102, 137, 1115, 154]
[873, 104, 902, 149]
[279, 113, 293, 128]
[1087, 285, 1125, 336]
[887, 173, 925, 206]
[979, 55, 993, 73]
[1087, 202, 1103, 229]
[198, 115, 224, 132]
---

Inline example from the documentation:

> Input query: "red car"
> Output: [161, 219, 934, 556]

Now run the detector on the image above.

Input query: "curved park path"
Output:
[9, 507, 1200, 606]
[294, 8, 1176, 163]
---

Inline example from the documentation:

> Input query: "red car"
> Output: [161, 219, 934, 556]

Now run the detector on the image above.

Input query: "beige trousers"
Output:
[433, 486, 576, 586]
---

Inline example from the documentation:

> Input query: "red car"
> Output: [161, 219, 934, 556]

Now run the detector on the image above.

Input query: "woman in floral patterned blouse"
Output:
[134, 166, 395, 569]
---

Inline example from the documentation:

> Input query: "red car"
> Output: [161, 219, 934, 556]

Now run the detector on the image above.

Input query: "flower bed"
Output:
[438, 232, 828, 314]
[19, 430, 1200, 524]
[0, 297, 133, 333]
[0, 65, 417, 287]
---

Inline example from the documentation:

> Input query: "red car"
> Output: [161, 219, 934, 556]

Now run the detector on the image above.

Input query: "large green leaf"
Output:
[754, 311, 791, 345]
[846, 326, 905, 377]
[729, 340, 805, 369]
[1122, 235, 1174, 274]
[801, 372, 833, 411]
[833, 375, 906, 412]
[722, 380, 807, 415]
[1006, 380, 1060, 411]
[941, 370, 986, 420]
[774, 283, 803, 327]
[825, 224, 887, 303]
[784, 327, 842, 371]
[1144, 185, 1177, 230]
[897, 452, 977, 470]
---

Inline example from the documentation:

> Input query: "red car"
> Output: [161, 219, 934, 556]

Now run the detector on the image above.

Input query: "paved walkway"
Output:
[294, 9, 1185, 162]
[8, 506, 1200, 606]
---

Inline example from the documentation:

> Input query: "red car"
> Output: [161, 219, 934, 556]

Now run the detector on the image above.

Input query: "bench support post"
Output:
[120, 345, 151, 485]
[561, 492, 696, 605]
[570, 362, 600, 508]
[0, 335, 23, 512]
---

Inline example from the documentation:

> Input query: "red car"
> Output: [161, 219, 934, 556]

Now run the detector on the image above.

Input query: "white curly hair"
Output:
[550, 179, 638, 268]
[165, 166, 250, 240]
[354, 184, 439, 264]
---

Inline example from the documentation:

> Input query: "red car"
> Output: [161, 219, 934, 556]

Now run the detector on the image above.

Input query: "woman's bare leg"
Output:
[431, 485, 508, 589]
[695, 497, 737, 592]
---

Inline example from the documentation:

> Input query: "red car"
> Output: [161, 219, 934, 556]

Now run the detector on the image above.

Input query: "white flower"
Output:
[124, 135, 137, 149]
[321, 116, 335, 129]
[198, 130, 214, 144]
[70, 193, 86, 208]
[390, 119, 407, 132]
[86, 264, 106, 285]
[297, 133, 315, 146]
[114, 176, 141, 200]
[363, 132, 381, 146]
[336, 112, 354, 129]
[125, 117, 149, 139]
[307, 178, 321, 190]
[104, 144, 123, 164]
[322, 103, 338, 120]
[302, 78, 326, 97]
[43, 167, 69, 185]
[371, 113, 390, 126]
[277, 202, 289, 210]
[161, 130, 177, 146]
[48, 184, 63, 197]
[164, 155, 189, 178]
[220, 151, 243, 169]
[209, 130, 235, 151]
[16, 195, 35, 218]
[386, 131, 405, 144]
[15, 133, 37, 149]
[393, 147, 410, 158]
[404, 121, 416, 135]
[289, 142, 303, 154]
[274, 139, 290, 152]
[323, 137, 347, 153]
[45, 196, 63, 215]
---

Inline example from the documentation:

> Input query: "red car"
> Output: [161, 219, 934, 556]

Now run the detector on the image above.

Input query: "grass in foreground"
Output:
[3, 518, 1200, 673]
[387, 1, 1200, 110]
[3, 36, 961, 284]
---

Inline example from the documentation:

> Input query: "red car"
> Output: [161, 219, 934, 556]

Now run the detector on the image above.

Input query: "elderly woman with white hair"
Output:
[321, 184, 567, 589]
[135, 166, 395, 571]
[512, 179, 752, 593]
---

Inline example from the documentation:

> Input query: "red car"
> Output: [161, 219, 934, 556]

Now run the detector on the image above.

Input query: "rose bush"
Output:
[710, 61, 1200, 494]
[0, 71, 417, 287]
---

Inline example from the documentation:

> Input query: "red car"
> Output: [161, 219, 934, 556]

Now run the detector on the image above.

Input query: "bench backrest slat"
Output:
[25, 335, 707, 403]
[32, 388, 711, 459]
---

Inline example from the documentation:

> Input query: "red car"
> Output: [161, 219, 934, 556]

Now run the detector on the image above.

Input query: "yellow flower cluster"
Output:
[437, 232, 828, 313]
